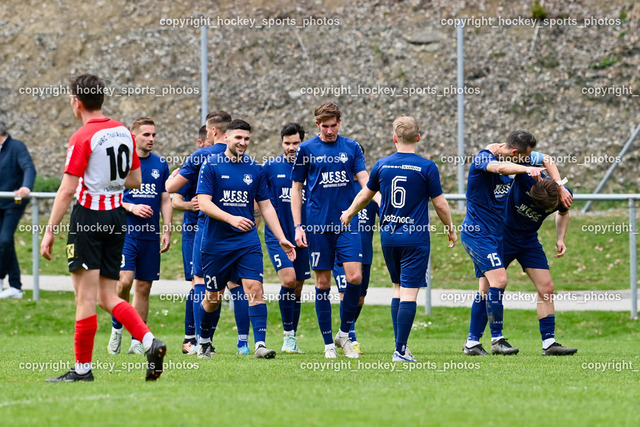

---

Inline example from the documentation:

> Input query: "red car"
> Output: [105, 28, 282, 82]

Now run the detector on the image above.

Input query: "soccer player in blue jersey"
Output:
[502, 175, 577, 355]
[171, 125, 207, 355]
[107, 117, 172, 355]
[262, 123, 311, 353]
[166, 112, 253, 356]
[196, 119, 296, 359]
[461, 130, 571, 356]
[341, 116, 457, 361]
[333, 179, 378, 355]
[291, 102, 368, 359]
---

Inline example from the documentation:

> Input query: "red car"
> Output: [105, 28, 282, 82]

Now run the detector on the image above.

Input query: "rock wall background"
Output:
[1, 0, 638, 194]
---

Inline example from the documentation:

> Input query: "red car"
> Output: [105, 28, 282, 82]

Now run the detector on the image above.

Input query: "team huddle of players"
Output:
[42, 74, 576, 383]
[107, 102, 577, 363]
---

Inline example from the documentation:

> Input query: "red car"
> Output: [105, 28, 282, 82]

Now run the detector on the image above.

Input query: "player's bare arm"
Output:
[486, 161, 545, 178]
[257, 198, 296, 262]
[40, 173, 78, 260]
[198, 193, 254, 231]
[159, 191, 172, 253]
[539, 153, 573, 209]
[340, 186, 376, 226]
[165, 167, 188, 193]
[125, 167, 142, 189]
[431, 194, 457, 248]
[291, 180, 307, 247]
[555, 211, 570, 258]
[171, 192, 196, 211]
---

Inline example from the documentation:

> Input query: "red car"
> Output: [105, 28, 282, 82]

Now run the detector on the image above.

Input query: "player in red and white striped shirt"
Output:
[40, 74, 166, 382]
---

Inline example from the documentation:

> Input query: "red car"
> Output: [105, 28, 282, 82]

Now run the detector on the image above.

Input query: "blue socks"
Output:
[340, 282, 361, 333]
[230, 286, 250, 347]
[249, 303, 268, 345]
[315, 287, 333, 345]
[199, 303, 221, 343]
[111, 315, 123, 330]
[279, 286, 296, 333]
[293, 295, 301, 334]
[395, 301, 417, 354]
[467, 292, 488, 342]
[349, 304, 363, 341]
[539, 314, 555, 341]
[487, 287, 505, 339]
[391, 297, 400, 341]
[184, 288, 195, 341]
[193, 284, 206, 341]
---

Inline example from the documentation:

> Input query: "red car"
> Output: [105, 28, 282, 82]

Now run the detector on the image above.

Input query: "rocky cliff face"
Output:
[1, 0, 638, 193]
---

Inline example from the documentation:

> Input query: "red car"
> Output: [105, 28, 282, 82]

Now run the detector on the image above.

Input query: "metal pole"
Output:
[425, 252, 432, 314]
[630, 198, 637, 319]
[32, 197, 40, 301]
[456, 24, 465, 212]
[583, 123, 640, 213]
[200, 25, 208, 125]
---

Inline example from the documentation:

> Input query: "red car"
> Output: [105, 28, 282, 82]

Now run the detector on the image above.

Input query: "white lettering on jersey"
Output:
[515, 203, 543, 222]
[319, 171, 349, 185]
[382, 214, 415, 224]
[221, 190, 249, 204]
[494, 183, 512, 198]
[279, 187, 291, 202]
[129, 183, 157, 197]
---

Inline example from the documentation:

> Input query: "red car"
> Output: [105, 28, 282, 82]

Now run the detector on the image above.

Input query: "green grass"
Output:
[0, 291, 639, 425]
[15, 209, 636, 291]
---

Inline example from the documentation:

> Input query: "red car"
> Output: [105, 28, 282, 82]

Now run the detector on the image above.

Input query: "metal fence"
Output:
[1, 191, 638, 318]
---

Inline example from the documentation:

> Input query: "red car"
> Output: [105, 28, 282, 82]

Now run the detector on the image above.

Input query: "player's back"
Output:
[370, 152, 442, 247]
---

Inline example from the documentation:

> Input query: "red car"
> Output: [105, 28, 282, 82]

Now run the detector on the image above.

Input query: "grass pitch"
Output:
[0, 291, 638, 426]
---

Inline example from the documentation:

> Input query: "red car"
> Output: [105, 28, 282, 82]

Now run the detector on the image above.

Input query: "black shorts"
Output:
[66, 203, 126, 280]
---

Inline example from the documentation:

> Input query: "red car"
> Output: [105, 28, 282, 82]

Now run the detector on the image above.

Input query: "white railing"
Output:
[1, 191, 638, 318]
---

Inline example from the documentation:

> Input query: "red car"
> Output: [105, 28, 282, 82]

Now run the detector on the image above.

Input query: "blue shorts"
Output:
[333, 263, 371, 296]
[191, 218, 205, 278]
[307, 231, 363, 271]
[460, 230, 504, 278]
[182, 228, 195, 281]
[265, 237, 311, 281]
[382, 245, 430, 288]
[502, 232, 549, 271]
[121, 236, 160, 281]
[202, 246, 264, 293]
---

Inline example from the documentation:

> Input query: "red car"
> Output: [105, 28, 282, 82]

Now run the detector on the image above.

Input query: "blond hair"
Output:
[131, 117, 155, 132]
[393, 116, 419, 144]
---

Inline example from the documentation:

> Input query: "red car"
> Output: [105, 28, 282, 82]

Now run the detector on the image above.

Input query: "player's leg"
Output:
[463, 277, 490, 355]
[198, 287, 224, 359]
[277, 267, 299, 353]
[228, 280, 251, 354]
[181, 230, 197, 354]
[334, 231, 363, 358]
[129, 279, 153, 354]
[526, 268, 577, 356]
[350, 263, 370, 355]
[108, 243, 134, 355]
[191, 219, 207, 346]
[292, 247, 309, 337]
[483, 267, 518, 355]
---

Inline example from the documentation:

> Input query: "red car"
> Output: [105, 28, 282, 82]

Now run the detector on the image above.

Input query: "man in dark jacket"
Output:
[0, 121, 36, 299]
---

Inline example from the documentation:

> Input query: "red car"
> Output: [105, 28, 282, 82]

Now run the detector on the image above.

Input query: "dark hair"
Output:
[198, 125, 207, 141]
[206, 110, 232, 132]
[69, 74, 105, 111]
[226, 119, 251, 133]
[506, 130, 537, 153]
[280, 122, 305, 141]
[314, 102, 342, 122]
[0, 120, 7, 136]
[530, 179, 559, 211]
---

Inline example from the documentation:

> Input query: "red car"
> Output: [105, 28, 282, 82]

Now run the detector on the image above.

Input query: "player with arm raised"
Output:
[291, 102, 367, 359]
[341, 116, 456, 362]
[196, 119, 296, 359]
[262, 123, 311, 353]
[41, 74, 165, 382]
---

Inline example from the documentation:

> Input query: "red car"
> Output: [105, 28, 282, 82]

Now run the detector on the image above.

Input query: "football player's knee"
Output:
[538, 280, 554, 296]
[346, 272, 362, 285]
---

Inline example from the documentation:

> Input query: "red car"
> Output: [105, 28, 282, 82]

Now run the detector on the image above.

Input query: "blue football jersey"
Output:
[176, 179, 197, 226]
[123, 153, 169, 240]
[196, 152, 269, 252]
[462, 149, 513, 236]
[504, 174, 569, 237]
[291, 135, 366, 228]
[263, 155, 307, 243]
[353, 181, 378, 264]
[367, 152, 443, 247]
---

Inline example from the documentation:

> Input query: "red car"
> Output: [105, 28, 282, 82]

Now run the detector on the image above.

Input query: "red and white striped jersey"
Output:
[65, 117, 141, 211]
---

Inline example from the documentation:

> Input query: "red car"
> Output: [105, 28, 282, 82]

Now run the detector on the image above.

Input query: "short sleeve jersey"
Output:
[122, 153, 170, 240]
[65, 117, 141, 210]
[353, 181, 379, 263]
[263, 154, 307, 243]
[367, 152, 443, 247]
[462, 149, 513, 236]
[196, 153, 269, 252]
[291, 135, 366, 227]
[504, 174, 569, 238]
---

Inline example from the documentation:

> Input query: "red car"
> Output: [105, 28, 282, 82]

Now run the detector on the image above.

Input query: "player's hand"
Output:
[558, 186, 573, 209]
[295, 226, 307, 248]
[447, 229, 457, 248]
[15, 187, 31, 199]
[160, 232, 171, 253]
[228, 215, 254, 231]
[169, 168, 180, 179]
[40, 230, 54, 260]
[279, 239, 297, 262]
[555, 240, 566, 258]
[190, 197, 199, 211]
[525, 167, 546, 179]
[132, 204, 153, 218]
[340, 211, 353, 227]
